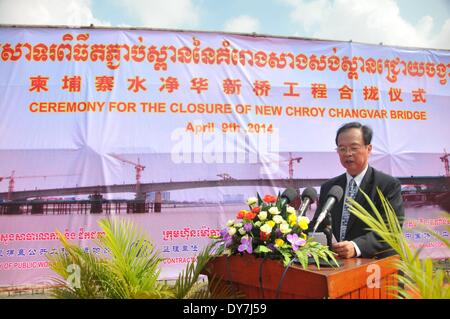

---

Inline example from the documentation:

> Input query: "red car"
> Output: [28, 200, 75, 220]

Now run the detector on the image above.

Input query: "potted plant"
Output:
[348, 188, 450, 299]
[46, 218, 234, 299]
[210, 192, 338, 268]
[200, 192, 340, 298]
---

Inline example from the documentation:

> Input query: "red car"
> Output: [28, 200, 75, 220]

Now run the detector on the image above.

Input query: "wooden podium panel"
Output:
[202, 254, 398, 299]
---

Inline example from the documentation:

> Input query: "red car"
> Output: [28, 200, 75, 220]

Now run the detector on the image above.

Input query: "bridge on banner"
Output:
[0, 175, 448, 200]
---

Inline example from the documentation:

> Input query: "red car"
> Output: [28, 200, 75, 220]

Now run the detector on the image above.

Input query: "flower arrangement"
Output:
[215, 192, 338, 269]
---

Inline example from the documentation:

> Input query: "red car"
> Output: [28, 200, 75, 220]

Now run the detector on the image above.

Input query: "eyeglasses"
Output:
[336, 145, 364, 154]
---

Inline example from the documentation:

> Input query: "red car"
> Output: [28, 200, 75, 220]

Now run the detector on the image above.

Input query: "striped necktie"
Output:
[340, 178, 358, 241]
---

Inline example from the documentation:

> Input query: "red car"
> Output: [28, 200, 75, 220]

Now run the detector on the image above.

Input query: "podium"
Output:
[202, 254, 399, 299]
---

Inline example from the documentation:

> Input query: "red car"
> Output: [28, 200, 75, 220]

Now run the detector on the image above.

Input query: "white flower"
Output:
[246, 197, 258, 206]
[238, 227, 247, 235]
[286, 206, 296, 215]
[258, 210, 267, 221]
[235, 222, 243, 228]
[273, 215, 284, 224]
[279, 223, 291, 234]
[254, 221, 262, 227]
[268, 207, 280, 215]
[228, 227, 237, 236]
[226, 219, 235, 227]
[260, 223, 272, 234]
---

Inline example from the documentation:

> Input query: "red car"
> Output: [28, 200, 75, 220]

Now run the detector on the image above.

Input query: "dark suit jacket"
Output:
[311, 166, 404, 258]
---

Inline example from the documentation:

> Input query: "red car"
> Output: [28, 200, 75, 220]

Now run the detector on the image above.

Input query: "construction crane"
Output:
[286, 153, 303, 179]
[217, 173, 234, 180]
[110, 154, 145, 197]
[0, 170, 79, 200]
[270, 153, 302, 179]
[440, 149, 449, 177]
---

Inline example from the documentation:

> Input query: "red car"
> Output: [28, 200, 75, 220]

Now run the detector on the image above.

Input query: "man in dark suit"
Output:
[311, 122, 404, 259]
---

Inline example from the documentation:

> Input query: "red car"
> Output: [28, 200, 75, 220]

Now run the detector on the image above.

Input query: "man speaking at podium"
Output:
[311, 122, 404, 259]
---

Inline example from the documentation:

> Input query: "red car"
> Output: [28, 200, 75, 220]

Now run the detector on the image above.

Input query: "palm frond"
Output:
[48, 218, 235, 299]
[47, 218, 166, 298]
[173, 240, 227, 299]
[95, 218, 165, 298]
[46, 229, 110, 298]
[347, 188, 450, 299]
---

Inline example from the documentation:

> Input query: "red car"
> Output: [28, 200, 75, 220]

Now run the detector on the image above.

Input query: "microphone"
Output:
[298, 187, 318, 217]
[312, 185, 344, 232]
[280, 188, 299, 207]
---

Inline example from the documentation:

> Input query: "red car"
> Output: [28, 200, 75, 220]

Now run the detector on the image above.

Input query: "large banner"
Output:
[0, 26, 449, 286]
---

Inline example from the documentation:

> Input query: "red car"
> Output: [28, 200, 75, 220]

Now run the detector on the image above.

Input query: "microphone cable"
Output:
[225, 256, 238, 298]
[275, 257, 297, 299]
[258, 254, 270, 299]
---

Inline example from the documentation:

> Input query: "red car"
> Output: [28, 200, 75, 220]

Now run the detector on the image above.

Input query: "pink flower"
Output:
[238, 237, 253, 254]
[287, 233, 306, 251]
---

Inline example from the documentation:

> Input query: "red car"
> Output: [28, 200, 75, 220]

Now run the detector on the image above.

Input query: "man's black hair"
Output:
[335, 122, 373, 145]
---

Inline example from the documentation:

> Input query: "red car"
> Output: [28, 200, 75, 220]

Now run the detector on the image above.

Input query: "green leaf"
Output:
[276, 192, 282, 211]
[254, 245, 272, 253]
[257, 192, 263, 206]
[295, 250, 308, 269]
[311, 253, 320, 269]
[279, 249, 292, 266]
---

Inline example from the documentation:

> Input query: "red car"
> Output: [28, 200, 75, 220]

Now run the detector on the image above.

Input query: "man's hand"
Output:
[332, 241, 356, 258]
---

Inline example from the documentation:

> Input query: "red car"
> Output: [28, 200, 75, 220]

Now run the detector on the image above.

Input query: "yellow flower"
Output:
[266, 220, 275, 228]
[287, 213, 297, 226]
[275, 238, 285, 248]
[298, 216, 310, 230]
[300, 232, 307, 240]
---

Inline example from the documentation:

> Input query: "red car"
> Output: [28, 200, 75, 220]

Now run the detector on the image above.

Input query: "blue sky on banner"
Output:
[0, 0, 449, 49]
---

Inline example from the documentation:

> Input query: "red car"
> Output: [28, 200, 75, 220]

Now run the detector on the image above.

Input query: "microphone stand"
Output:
[306, 213, 342, 267]
[322, 213, 343, 267]
[323, 225, 333, 249]
[322, 212, 333, 249]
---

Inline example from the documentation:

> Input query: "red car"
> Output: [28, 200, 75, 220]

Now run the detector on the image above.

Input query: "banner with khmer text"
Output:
[0, 27, 449, 286]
